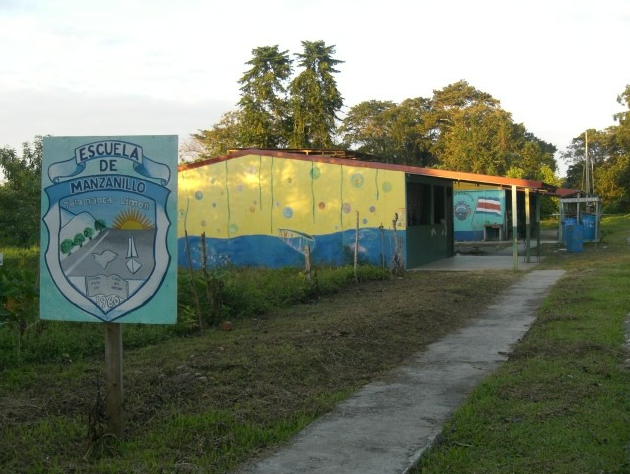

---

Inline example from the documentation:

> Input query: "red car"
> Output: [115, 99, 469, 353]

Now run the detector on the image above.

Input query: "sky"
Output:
[1, 0, 628, 177]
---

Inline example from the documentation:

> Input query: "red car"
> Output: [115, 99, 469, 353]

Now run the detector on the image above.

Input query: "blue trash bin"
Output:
[582, 214, 596, 240]
[562, 217, 577, 243]
[566, 224, 583, 253]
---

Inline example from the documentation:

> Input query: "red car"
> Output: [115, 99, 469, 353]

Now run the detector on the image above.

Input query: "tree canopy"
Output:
[187, 45, 629, 212]
[562, 84, 630, 211]
[0, 137, 42, 246]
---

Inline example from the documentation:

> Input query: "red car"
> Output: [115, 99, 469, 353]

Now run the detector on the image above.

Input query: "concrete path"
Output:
[235, 269, 566, 474]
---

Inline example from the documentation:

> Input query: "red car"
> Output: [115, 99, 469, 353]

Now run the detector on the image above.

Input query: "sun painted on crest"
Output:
[112, 209, 154, 229]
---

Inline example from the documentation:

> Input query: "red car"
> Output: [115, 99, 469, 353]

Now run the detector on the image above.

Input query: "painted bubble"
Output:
[229, 224, 238, 234]
[201, 220, 206, 227]
[350, 173, 364, 188]
[249, 206, 256, 213]
[212, 202, 217, 208]
[363, 218, 368, 225]
[210, 177, 216, 184]
[283, 207, 293, 218]
[381, 181, 392, 192]
[310, 167, 321, 179]
[318, 202, 326, 210]
[369, 206, 376, 213]
[195, 190, 203, 200]
[178, 209, 186, 217]
[342, 202, 352, 213]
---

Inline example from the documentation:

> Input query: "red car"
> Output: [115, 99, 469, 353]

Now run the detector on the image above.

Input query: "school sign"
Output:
[40, 136, 178, 324]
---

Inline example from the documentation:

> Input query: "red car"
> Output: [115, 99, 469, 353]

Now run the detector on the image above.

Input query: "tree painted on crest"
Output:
[60, 239, 74, 256]
[95, 219, 106, 234]
[83, 227, 94, 241]
[73, 233, 86, 249]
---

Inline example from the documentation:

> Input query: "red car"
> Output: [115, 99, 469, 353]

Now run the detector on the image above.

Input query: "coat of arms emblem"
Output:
[41, 136, 177, 323]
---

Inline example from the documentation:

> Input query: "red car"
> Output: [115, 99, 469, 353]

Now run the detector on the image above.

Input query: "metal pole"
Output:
[512, 185, 518, 271]
[536, 192, 541, 252]
[525, 188, 531, 263]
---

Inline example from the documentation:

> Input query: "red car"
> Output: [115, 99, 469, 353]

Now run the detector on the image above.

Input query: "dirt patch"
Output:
[0, 270, 521, 471]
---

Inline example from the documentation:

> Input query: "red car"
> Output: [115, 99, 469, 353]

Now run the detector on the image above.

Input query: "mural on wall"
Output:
[453, 189, 505, 241]
[178, 154, 406, 269]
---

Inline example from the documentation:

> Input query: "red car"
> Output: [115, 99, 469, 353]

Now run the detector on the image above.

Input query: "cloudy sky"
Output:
[1, 0, 628, 175]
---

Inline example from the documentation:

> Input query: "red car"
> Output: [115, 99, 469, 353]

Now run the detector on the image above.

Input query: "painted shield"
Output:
[42, 139, 172, 322]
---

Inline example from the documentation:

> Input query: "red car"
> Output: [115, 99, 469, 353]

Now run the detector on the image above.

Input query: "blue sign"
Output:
[40, 136, 178, 324]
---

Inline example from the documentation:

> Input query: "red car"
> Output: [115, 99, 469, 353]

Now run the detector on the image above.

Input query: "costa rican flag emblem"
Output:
[476, 197, 502, 216]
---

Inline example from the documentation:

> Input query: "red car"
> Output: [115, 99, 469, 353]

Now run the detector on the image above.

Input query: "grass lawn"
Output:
[413, 215, 630, 473]
[2, 215, 630, 473]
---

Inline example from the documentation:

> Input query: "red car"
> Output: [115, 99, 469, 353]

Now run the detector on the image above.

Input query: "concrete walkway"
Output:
[235, 269, 566, 474]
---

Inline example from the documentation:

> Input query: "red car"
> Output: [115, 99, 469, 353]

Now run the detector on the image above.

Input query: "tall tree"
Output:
[428, 80, 557, 177]
[238, 45, 292, 148]
[289, 40, 344, 148]
[0, 137, 42, 246]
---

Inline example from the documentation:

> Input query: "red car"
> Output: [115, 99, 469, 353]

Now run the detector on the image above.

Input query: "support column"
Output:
[512, 185, 518, 271]
[525, 188, 531, 263]
[536, 192, 541, 252]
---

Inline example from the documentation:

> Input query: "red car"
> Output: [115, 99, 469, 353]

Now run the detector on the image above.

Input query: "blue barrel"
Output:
[562, 217, 577, 243]
[582, 214, 596, 240]
[566, 224, 583, 253]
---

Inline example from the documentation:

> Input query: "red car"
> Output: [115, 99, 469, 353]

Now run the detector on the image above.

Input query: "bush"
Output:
[0, 251, 388, 370]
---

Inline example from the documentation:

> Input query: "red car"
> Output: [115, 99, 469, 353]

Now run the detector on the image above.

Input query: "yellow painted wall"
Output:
[178, 154, 406, 239]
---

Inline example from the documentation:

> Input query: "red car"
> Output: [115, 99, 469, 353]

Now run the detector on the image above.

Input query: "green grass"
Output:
[413, 215, 630, 474]
[3, 216, 630, 473]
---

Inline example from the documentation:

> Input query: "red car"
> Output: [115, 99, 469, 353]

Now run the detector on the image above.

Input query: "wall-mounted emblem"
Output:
[40, 136, 178, 324]
[454, 200, 472, 221]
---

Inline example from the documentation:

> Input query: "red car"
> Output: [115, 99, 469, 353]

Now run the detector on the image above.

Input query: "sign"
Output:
[40, 136, 178, 324]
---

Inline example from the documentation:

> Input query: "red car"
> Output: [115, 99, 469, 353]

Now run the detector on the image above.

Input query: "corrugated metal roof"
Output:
[179, 148, 577, 196]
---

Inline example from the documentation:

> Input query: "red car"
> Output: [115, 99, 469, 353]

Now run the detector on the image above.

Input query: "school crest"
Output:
[41, 137, 177, 323]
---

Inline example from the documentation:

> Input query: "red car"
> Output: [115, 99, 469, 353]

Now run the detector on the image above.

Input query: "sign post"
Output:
[40, 135, 178, 438]
[104, 322, 123, 437]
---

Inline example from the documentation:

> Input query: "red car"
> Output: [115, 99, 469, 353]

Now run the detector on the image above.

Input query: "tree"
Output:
[60, 239, 74, 256]
[238, 45, 292, 148]
[73, 233, 85, 248]
[340, 98, 434, 166]
[339, 100, 398, 159]
[83, 227, 94, 241]
[427, 81, 557, 177]
[94, 219, 106, 233]
[560, 85, 630, 212]
[0, 137, 43, 246]
[289, 40, 344, 148]
[190, 110, 245, 160]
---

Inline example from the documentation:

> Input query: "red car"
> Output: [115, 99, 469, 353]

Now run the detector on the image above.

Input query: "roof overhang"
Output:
[178, 148, 575, 196]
